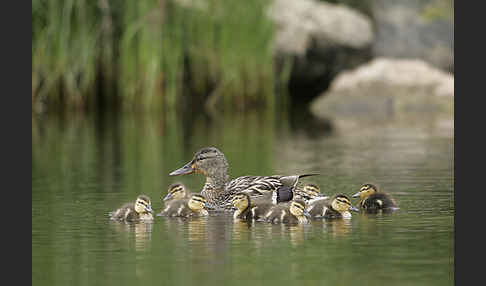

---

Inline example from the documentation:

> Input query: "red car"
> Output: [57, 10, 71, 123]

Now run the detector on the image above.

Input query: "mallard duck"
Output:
[263, 199, 311, 224]
[352, 183, 398, 210]
[294, 184, 329, 202]
[306, 194, 359, 219]
[162, 182, 190, 202]
[169, 146, 318, 210]
[157, 194, 210, 218]
[231, 192, 274, 221]
[109, 195, 154, 222]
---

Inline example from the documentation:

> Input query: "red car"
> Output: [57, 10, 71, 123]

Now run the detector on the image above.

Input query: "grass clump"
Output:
[32, 0, 279, 113]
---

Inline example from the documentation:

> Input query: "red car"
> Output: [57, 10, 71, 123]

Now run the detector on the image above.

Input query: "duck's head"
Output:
[134, 195, 153, 214]
[232, 193, 250, 211]
[289, 200, 311, 218]
[169, 147, 228, 179]
[188, 194, 210, 211]
[303, 184, 322, 198]
[163, 182, 187, 201]
[330, 194, 359, 213]
[352, 183, 378, 200]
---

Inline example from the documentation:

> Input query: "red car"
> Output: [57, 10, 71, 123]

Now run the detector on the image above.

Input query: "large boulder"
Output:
[268, 0, 375, 97]
[371, 0, 454, 72]
[310, 58, 454, 130]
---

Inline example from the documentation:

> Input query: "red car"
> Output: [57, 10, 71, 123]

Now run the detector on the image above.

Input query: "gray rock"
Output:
[268, 0, 375, 92]
[371, 0, 454, 72]
[268, 0, 374, 56]
[310, 58, 454, 123]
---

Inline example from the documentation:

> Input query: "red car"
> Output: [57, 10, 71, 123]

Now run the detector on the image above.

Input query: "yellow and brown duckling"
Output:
[294, 184, 329, 202]
[157, 194, 210, 218]
[110, 195, 154, 222]
[231, 192, 274, 221]
[306, 194, 359, 219]
[162, 182, 190, 202]
[352, 183, 398, 211]
[263, 199, 311, 224]
[169, 146, 318, 210]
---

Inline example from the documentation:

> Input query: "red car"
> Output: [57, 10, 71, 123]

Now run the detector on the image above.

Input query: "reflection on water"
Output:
[32, 109, 453, 286]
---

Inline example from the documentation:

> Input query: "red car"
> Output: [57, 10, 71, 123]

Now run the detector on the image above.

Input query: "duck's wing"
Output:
[226, 176, 283, 196]
[226, 174, 319, 196]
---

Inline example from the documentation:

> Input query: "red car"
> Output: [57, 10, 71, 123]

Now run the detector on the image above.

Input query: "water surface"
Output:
[32, 110, 454, 285]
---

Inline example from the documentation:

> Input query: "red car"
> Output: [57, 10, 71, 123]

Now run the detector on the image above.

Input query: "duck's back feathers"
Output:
[360, 193, 397, 210]
[306, 199, 349, 219]
[264, 204, 299, 224]
[110, 203, 135, 221]
[110, 203, 154, 222]
[158, 199, 189, 217]
[248, 203, 274, 221]
[158, 199, 208, 217]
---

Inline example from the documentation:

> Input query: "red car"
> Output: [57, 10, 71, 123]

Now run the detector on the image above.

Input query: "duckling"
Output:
[263, 199, 311, 224]
[110, 195, 154, 222]
[306, 194, 359, 219]
[162, 182, 190, 202]
[231, 192, 274, 221]
[157, 194, 210, 218]
[352, 183, 398, 210]
[294, 184, 329, 202]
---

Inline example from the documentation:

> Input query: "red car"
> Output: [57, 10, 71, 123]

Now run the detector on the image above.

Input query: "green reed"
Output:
[32, 0, 279, 112]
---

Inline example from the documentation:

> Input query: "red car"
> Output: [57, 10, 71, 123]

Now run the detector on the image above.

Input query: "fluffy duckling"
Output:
[162, 182, 190, 202]
[306, 194, 359, 219]
[231, 192, 274, 221]
[157, 194, 210, 218]
[110, 195, 154, 222]
[294, 184, 329, 202]
[264, 199, 311, 224]
[352, 183, 398, 210]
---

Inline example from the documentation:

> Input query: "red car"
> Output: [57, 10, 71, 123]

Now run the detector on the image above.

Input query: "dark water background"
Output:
[32, 109, 454, 285]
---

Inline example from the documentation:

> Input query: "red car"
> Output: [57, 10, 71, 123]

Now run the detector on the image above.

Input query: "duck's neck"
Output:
[201, 170, 228, 200]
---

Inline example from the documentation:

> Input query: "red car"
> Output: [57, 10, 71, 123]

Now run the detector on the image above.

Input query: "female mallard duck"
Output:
[162, 182, 191, 202]
[306, 194, 359, 219]
[110, 195, 154, 222]
[231, 192, 274, 221]
[169, 147, 318, 210]
[157, 194, 210, 218]
[263, 199, 311, 224]
[352, 183, 398, 210]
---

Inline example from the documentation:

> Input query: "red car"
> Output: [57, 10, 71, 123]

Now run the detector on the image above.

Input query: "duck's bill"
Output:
[349, 205, 360, 212]
[352, 191, 361, 198]
[163, 193, 172, 201]
[145, 205, 154, 213]
[169, 162, 194, 176]
[303, 210, 311, 218]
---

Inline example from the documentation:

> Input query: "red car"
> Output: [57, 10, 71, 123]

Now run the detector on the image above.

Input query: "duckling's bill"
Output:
[303, 209, 311, 218]
[163, 193, 173, 201]
[352, 191, 360, 198]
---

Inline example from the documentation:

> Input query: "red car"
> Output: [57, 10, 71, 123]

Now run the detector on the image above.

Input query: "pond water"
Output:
[32, 108, 454, 285]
